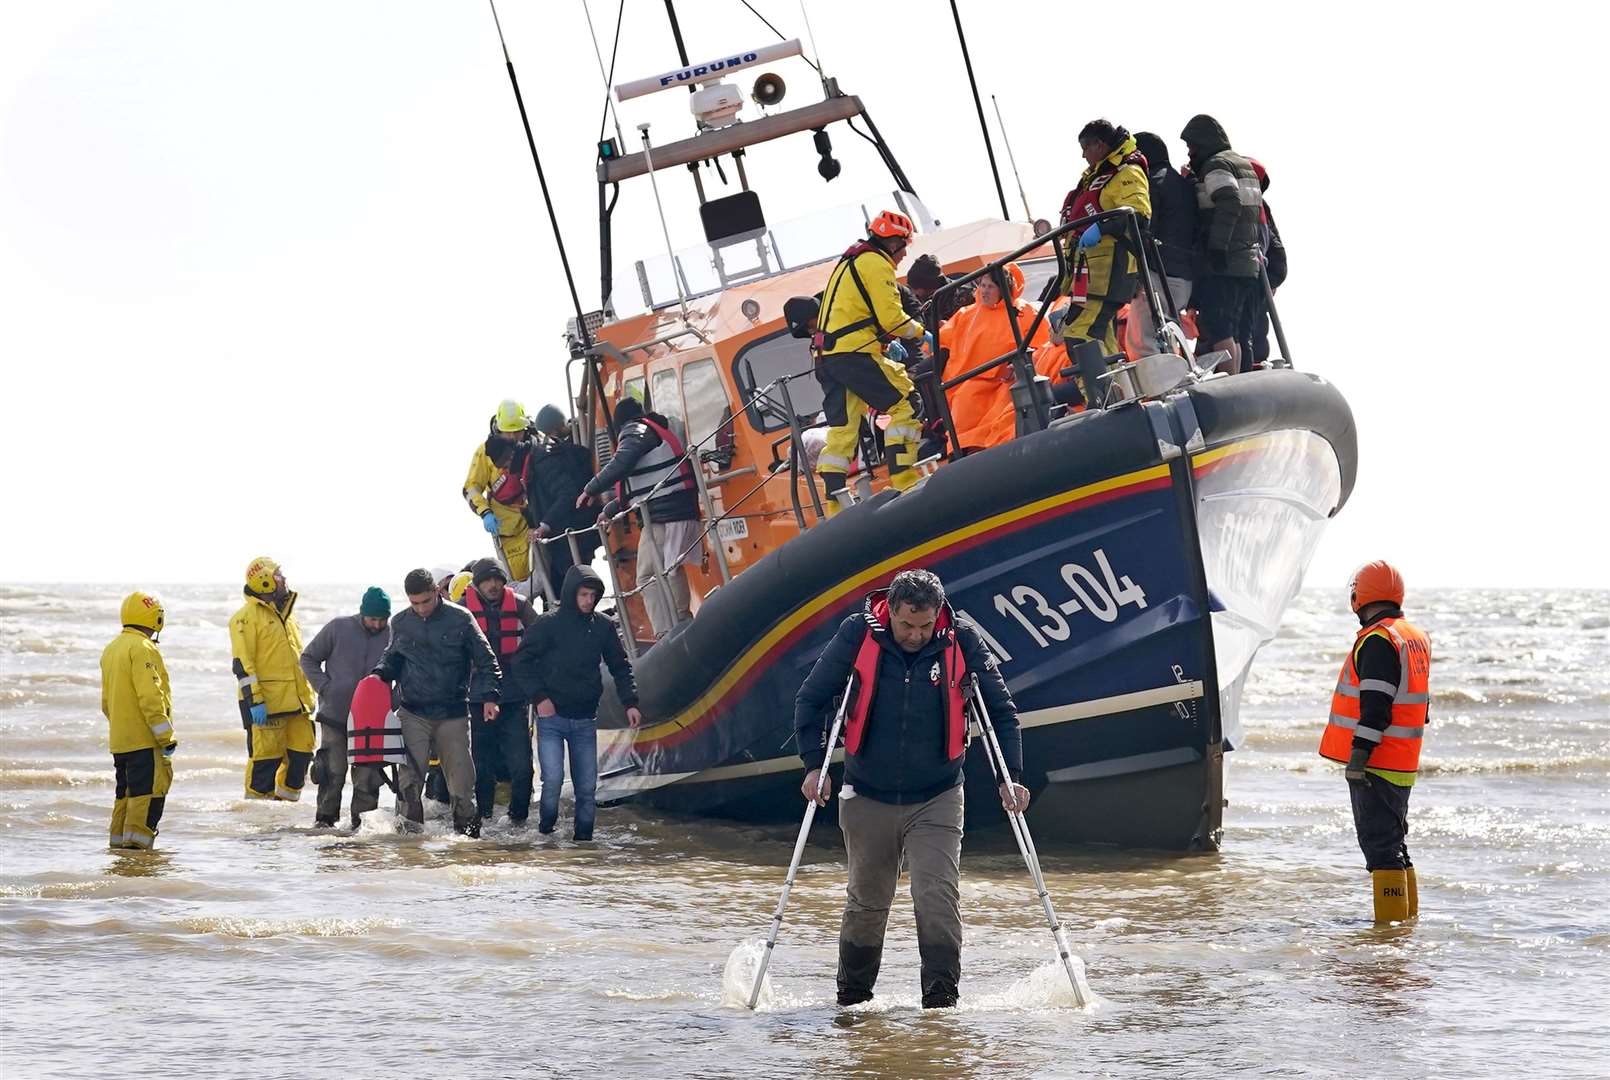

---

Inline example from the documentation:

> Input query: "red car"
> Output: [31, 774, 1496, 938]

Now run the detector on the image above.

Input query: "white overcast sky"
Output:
[2, 1, 1604, 590]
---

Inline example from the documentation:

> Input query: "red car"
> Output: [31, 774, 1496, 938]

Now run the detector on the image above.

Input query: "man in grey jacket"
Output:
[300, 586, 393, 828]
[372, 567, 502, 837]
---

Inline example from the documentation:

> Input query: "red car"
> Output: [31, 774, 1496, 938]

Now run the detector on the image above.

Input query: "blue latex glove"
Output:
[249, 703, 268, 726]
[885, 339, 908, 364]
[162, 743, 177, 758]
[1077, 222, 1102, 249]
[481, 511, 499, 535]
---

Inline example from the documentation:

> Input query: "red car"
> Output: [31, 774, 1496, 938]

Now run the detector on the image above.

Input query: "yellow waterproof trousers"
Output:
[1061, 299, 1123, 357]
[245, 711, 316, 801]
[111, 747, 172, 849]
[489, 501, 532, 581]
[815, 352, 921, 503]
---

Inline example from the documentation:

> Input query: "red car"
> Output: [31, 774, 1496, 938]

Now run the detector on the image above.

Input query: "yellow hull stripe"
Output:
[638, 460, 1173, 741]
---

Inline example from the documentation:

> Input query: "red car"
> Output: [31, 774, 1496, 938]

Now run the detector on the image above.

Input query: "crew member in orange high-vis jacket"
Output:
[1319, 560, 1432, 924]
[101, 591, 178, 849]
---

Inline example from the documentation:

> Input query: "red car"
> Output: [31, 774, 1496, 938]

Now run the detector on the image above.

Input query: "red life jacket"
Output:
[844, 597, 968, 761]
[463, 587, 523, 656]
[346, 674, 408, 765]
[1060, 148, 1149, 225]
[489, 442, 531, 505]
[615, 415, 697, 507]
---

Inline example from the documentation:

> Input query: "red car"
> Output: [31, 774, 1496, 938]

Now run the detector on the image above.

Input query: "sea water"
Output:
[2, 584, 1606, 1077]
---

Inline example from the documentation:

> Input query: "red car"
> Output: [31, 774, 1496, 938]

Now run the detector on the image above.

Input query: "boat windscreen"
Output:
[732, 331, 822, 433]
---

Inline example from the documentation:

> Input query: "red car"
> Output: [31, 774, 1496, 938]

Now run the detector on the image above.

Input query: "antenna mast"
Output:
[948, 0, 1010, 221]
[991, 94, 1033, 220]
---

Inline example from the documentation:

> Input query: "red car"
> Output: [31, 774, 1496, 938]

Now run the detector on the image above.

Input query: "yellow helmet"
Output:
[448, 571, 473, 603]
[494, 399, 528, 433]
[245, 556, 281, 594]
[120, 591, 165, 635]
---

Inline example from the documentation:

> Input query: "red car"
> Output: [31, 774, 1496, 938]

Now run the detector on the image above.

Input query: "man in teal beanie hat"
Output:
[300, 587, 394, 827]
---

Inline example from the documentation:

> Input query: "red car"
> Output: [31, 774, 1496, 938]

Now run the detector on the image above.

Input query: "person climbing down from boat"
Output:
[508, 565, 641, 841]
[463, 558, 538, 826]
[524, 404, 600, 606]
[1319, 560, 1432, 925]
[811, 210, 927, 511]
[463, 399, 538, 583]
[299, 586, 392, 828]
[794, 569, 1026, 1009]
[372, 567, 502, 838]
[1179, 114, 1263, 374]
[101, 591, 177, 850]
[231, 557, 317, 802]
[1053, 119, 1152, 369]
[936, 260, 1049, 450]
[577, 393, 699, 638]
[1123, 131, 1198, 361]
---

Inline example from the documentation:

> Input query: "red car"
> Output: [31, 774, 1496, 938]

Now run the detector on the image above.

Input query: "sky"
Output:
[2, 0, 1605, 590]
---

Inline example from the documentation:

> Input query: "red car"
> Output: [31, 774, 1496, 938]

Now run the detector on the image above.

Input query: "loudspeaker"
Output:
[751, 72, 786, 107]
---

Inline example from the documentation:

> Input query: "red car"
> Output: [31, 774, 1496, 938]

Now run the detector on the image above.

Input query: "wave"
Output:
[175, 915, 402, 938]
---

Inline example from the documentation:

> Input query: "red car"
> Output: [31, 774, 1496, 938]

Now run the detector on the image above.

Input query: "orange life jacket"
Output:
[463, 587, 523, 657]
[1319, 616, 1431, 773]
[844, 598, 968, 761]
[347, 674, 408, 765]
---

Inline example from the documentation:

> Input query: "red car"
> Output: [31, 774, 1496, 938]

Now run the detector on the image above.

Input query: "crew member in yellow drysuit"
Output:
[231, 556, 316, 800]
[463, 399, 536, 582]
[101, 591, 178, 849]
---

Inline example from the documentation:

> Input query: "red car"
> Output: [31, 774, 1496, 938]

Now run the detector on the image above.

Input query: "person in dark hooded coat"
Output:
[1179, 114, 1263, 373]
[508, 565, 640, 840]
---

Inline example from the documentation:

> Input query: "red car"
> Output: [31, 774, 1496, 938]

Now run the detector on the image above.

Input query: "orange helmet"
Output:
[869, 210, 915, 240]
[1349, 560, 1404, 612]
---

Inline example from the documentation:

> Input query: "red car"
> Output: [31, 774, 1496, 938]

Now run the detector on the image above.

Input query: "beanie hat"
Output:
[471, 557, 508, 586]
[360, 587, 392, 618]
[907, 253, 945, 291]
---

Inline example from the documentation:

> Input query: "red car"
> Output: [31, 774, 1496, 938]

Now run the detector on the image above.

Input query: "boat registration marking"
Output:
[717, 517, 749, 542]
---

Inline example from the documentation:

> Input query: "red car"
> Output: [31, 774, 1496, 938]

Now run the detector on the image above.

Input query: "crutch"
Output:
[747, 671, 855, 1010]
[969, 674, 1089, 1007]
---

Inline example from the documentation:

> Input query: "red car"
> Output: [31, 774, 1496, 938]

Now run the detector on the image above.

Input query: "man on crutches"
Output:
[792, 568, 1025, 1009]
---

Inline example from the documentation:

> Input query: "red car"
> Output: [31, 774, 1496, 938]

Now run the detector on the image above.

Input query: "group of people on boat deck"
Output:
[794, 113, 1288, 485]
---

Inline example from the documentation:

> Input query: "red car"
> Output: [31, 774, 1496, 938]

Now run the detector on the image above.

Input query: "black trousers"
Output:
[472, 703, 533, 822]
[1349, 773, 1413, 871]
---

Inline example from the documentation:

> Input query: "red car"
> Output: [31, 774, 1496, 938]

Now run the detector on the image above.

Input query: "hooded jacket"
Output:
[509, 566, 639, 718]
[372, 598, 501, 721]
[525, 435, 602, 540]
[936, 262, 1049, 449]
[300, 614, 392, 728]
[1134, 138, 1200, 281]
[794, 590, 1021, 806]
[1180, 115, 1263, 279]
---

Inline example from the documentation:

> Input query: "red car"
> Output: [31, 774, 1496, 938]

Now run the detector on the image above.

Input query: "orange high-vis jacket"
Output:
[937, 263, 1049, 450]
[1319, 616, 1432, 773]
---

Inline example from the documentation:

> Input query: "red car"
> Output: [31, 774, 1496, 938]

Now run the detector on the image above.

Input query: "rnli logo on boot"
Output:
[929, 662, 941, 685]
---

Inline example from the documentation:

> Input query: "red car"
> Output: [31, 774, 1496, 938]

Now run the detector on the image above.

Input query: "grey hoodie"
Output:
[299, 613, 392, 727]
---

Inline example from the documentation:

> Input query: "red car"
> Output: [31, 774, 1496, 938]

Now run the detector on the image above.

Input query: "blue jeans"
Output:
[536, 714, 598, 838]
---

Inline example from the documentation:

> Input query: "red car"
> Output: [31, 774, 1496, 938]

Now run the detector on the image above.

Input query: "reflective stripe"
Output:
[1398, 692, 1431, 704]
[884, 424, 921, 443]
[275, 785, 301, 801]
[123, 830, 153, 849]
[1328, 713, 1424, 741]
[149, 720, 173, 737]
[238, 675, 258, 688]
[816, 453, 852, 472]
[1335, 682, 1360, 699]
[1358, 679, 1397, 696]
[1354, 726, 1384, 744]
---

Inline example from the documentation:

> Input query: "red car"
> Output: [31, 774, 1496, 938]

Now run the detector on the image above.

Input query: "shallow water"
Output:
[2, 584, 1607, 1077]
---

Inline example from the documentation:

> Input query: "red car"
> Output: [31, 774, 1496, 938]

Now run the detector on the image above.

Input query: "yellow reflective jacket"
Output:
[1062, 136, 1153, 299]
[819, 247, 924, 357]
[462, 442, 530, 534]
[230, 592, 314, 719]
[101, 629, 176, 753]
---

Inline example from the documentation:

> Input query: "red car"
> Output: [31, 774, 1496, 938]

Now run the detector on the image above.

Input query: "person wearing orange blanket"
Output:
[936, 262, 1049, 451]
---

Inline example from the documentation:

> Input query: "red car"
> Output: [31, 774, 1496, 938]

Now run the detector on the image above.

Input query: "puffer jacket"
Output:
[372, 599, 501, 721]
[1181, 115, 1263, 279]
[509, 566, 638, 718]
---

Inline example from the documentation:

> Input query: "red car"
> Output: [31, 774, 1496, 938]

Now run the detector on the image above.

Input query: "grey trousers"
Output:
[314, 717, 385, 825]
[838, 784, 965, 1001]
[396, 707, 476, 832]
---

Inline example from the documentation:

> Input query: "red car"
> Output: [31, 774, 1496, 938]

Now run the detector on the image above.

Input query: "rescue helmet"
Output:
[534, 404, 567, 436]
[868, 210, 915, 241]
[494, 399, 528, 433]
[120, 590, 165, 635]
[1349, 560, 1405, 612]
[448, 571, 473, 603]
[245, 556, 281, 595]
